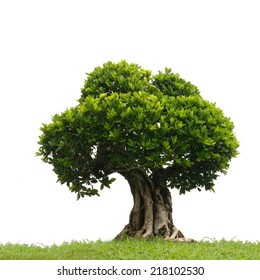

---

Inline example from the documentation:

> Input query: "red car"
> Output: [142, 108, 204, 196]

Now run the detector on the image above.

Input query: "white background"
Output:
[0, 0, 259, 246]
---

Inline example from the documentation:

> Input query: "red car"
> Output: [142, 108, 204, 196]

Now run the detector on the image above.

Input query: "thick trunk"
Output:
[115, 169, 189, 241]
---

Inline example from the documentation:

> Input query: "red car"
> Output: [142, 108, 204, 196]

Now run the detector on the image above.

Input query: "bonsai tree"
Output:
[37, 60, 239, 240]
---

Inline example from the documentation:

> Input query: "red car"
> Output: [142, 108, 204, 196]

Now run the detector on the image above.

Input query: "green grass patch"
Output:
[0, 238, 259, 260]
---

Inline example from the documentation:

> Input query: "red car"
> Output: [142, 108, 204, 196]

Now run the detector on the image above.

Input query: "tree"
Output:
[37, 60, 239, 240]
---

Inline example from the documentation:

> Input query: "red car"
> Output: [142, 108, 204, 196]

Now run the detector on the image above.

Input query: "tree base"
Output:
[114, 224, 196, 242]
[116, 169, 196, 242]
[115, 223, 196, 242]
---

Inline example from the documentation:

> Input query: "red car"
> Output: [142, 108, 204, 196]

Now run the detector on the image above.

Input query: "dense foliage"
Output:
[37, 60, 239, 199]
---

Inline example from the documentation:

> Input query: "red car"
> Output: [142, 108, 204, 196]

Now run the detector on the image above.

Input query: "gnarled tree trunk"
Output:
[115, 168, 186, 241]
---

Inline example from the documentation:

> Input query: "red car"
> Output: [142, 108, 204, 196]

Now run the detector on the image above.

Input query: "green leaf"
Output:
[104, 122, 112, 130]
[127, 139, 136, 147]
[109, 177, 116, 184]
[171, 135, 178, 144]
[203, 138, 216, 146]
[170, 117, 175, 125]
[163, 140, 170, 150]
[162, 122, 169, 132]
[179, 188, 186, 195]
[149, 124, 157, 131]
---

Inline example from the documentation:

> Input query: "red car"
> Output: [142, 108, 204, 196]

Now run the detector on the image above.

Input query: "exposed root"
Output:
[165, 237, 197, 243]
[170, 226, 185, 239]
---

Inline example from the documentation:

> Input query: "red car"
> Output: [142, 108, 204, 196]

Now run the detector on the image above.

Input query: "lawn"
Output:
[0, 238, 259, 260]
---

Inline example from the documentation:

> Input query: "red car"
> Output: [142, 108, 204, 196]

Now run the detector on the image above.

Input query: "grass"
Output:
[0, 238, 259, 260]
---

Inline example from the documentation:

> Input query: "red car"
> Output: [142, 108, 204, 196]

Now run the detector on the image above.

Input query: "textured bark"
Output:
[115, 169, 190, 241]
